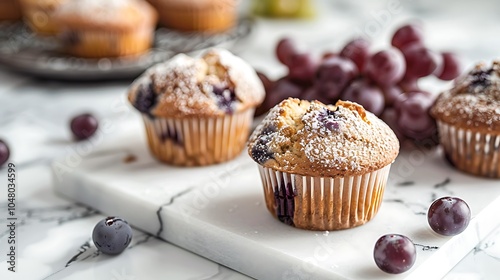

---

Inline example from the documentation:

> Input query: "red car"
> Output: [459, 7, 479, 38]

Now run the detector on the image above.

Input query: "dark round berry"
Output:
[374, 234, 416, 274]
[428, 197, 471, 236]
[134, 83, 157, 114]
[92, 217, 133, 255]
[70, 113, 98, 141]
[0, 140, 10, 167]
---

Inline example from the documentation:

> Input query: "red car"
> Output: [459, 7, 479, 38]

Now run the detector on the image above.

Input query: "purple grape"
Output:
[339, 38, 371, 71]
[380, 108, 405, 141]
[288, 52, 318, 83]
[381, 85, 403, 107]
[92, 217, 133, 255]
[374, 234, 416, 274]
[428, 197, 471, 236]
[341, 78, 385, 116]
[394, 91, 436, 140]
[315, 57, 358, 101]
[365, 48, 406, 87]
[302, 86, 330, 104]
[401, 44, 441, 79]
[70, 113, 99, 141]
[276, 38, 299, 66]
[0, 140, 10, 167]
[255, 77, 304, 116]
[256, 71, 275, 93]
[391, 23, 424, 50]
[398, 77, 419, 92]
[435, 52, 463, 81]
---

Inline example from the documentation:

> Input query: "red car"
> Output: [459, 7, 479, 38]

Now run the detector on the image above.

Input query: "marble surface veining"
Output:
[1, 0, 500, 279]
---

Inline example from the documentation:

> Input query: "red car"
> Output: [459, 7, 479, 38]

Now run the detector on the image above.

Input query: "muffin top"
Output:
[53, 0, 157, 30]
[431, 60, 500, 132]
[128, 48, 265, 118]
[248, 98, 400, 177]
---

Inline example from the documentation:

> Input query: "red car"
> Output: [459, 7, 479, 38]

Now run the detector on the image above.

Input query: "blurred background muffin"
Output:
[128, 48, 265, 166]
[19, 0, 66, 35]
[153, 0, 238, 33]
[53, 0, 157, 58]
[431, 61, 500, 178]
[0, 0, 22, 21]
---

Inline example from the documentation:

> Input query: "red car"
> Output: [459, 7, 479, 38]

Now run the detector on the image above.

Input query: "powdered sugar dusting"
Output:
[128, 49, 265, 117]
[248, 98, 400, 177]
[432, 60, 500, 131]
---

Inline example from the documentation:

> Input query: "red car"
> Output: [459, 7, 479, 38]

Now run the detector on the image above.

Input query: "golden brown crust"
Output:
[431, 60, 500, 133]
[248, 98, 400, 177]
[53, 0, 157, 31]
[128, 48, 265, 118]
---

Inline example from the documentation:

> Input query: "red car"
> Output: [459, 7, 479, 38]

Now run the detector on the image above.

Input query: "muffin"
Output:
[52, 0, 157, 58]
[431, 61, 500, 178]
[248, 98, 400, 230]
[154, 0, 237, 33]
[19, 0, 65, 35]
[0, 0, 22, 21]
[128, 48, 265, 166]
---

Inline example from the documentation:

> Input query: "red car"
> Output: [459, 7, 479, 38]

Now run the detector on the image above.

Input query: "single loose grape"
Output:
[0, 140, 10, 166]
[428, 197, 471, 236]
[374, 234, 416, 274]
[70, 113, 98, 140]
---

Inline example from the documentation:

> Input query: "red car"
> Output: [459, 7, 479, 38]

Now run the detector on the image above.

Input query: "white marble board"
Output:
[52, 121, 500, 280]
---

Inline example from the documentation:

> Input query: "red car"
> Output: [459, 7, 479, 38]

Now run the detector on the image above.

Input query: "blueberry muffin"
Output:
[154, 0, 237, 33]
[128, 48, 265, 166]
[431, 60, 500, 178]
[52, 0, 157, 58]
[19, 0, 65, 35]
[0, 0, 22, 21]
[248, 98, 399, 230]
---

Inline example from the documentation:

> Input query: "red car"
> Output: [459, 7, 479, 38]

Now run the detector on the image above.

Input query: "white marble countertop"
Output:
[1, 0, 500, 279]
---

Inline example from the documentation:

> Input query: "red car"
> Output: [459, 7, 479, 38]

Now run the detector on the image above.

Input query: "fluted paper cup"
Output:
[437, 121, 500, 178]
[142, 109, 254, 166]
[257, 164, 392, 230]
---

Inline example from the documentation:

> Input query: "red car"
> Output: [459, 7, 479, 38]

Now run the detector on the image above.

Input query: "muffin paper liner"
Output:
[143, 109, 254, 166]
[437, 121, 500, 178]
[257, 164, 391, 230]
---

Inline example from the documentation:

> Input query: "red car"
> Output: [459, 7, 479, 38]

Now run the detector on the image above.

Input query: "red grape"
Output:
[315, 56, 358, 101]
[287, 52, 318, 83]
[394, 92, 436, 140]
[0, 140, 10, 166]
[269, 77, 303, 104]
[398, 77, 419, 92]
[256, 71, 275, 93]
[365, 48, 406, 87]
[381, 85, 403, 107]
[428, 197, 471, 236]
[71, 113, 99, 141]
[302, 86, 330, 104]
[380, 108, 405, 141]
[391, 23, 424, 50]
[276, 38, 300, 66]
[435, 52, 463, 81]
[402, 44, 441, 79]
[374, 234, 416, 274]
[339, 38, 371, 72]
[341, 78, 385, 116]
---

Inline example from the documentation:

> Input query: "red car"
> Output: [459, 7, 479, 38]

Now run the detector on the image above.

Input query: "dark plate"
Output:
[0, 19, 253, 81]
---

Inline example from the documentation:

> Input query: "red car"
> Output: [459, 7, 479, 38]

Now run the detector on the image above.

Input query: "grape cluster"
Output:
[256, 23, 463, 143]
